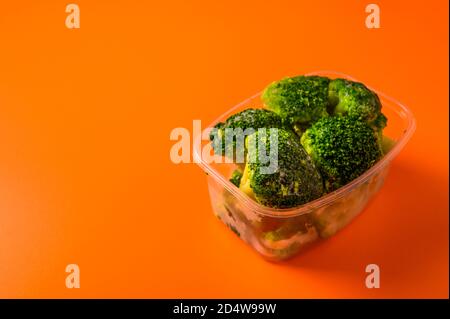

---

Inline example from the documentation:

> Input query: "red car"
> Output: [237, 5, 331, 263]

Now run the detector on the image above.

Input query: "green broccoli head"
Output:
[261, 76, 330, 128]
[301, 116, 382, 192]
[239, 128, 323, 208]
[209, 108, 284, 159]
[328, 78, 387, 131]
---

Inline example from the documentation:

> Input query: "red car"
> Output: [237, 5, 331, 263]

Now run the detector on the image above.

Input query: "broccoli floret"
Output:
[301, 116, 382, 192]
[229, 169, 243, 187]
[373, 112, 387, 129]
[209, 108, 284, 159]
[328, 78, 387, 131]
[239, 128, 323, 208]
[262, 76, 330, 128]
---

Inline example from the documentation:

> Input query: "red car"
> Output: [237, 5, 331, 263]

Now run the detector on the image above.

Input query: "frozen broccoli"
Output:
[262, 76, 330, 130]
[239, 128, 323, 208]
[301, 116, 382, 192]
[328, 78, 387, 131]
[229, 169, 243, 187]
[209, 108, 284, 160]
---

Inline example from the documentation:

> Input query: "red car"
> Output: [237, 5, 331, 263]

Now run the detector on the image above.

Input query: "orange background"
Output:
[0, 0, 448, 298]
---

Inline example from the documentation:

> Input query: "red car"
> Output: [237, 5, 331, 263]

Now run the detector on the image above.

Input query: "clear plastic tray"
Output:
[193, 71, 416, 261]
